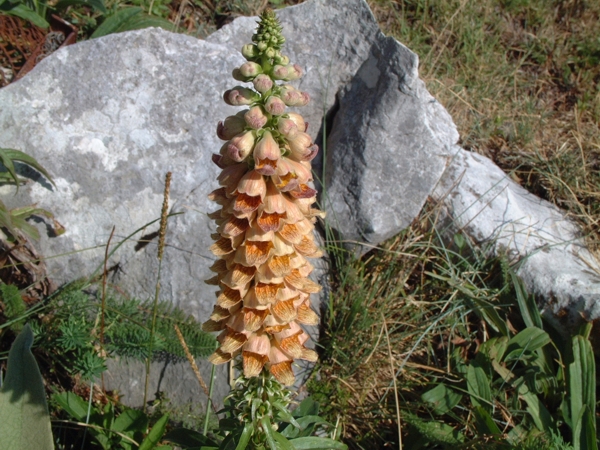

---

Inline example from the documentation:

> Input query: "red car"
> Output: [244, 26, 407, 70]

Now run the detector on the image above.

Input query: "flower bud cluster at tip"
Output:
[204, 9, 324, 387]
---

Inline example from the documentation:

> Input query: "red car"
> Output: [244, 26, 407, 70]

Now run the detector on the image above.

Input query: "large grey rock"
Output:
[0, 0, 389, 405]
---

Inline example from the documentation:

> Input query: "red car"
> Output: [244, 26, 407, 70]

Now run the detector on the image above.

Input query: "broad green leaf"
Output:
[260, 417, 284, 450]
[280, 415, 332, 438]
[421, 384, 462, 415]
[289, 437, 348, 450]
[91, 8, 174, 39]
[273, 401, 301, 429]
[573, 405, 598, 450]
[405, 416, 464, 445]
[570, 335, 596, 446]
[91, 7, 143, 38]
[0, 4, 49, 28]
[139, 413, 169, 450]
[0, 198, 17, 237]
[0, 148, 18, 186]
[234, 423, 253, 450]
[0, 148, 55, 189]
[107, 13, 175, 32]
[480, 336, 508, 362]
[52, 391, 89, 421]
[504, 327, 550, 360]
[0, 324, 54, 450]
[112, 408, 148, 434]
[492, 360, 553, 432]
[292, 398, 320, 418]
[466, 364, 492, 412]
[163, 428, 219, 447]
[270, 429, 295, 450]
[10, 206, 66, 238]
[472, 406, 501, 436]
[54, 0, 107, 13]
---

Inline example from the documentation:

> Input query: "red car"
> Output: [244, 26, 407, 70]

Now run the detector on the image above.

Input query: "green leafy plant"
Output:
[0, 0, 106, 28]
[53, 390, 171, 450]
[23, 283, 217, 382]
[163, 393, 344, 450]
[0, 147, 62, 242]
[417, 272, 597, 448]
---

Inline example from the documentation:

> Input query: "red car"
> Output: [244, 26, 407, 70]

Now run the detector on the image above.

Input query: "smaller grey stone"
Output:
[433, 147, 600, 329]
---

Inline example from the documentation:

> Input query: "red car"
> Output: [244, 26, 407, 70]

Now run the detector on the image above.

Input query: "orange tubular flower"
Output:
[203, 9, 323, 386]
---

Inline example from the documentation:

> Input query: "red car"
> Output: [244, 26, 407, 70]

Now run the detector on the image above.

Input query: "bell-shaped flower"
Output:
[242, 333, 271, 377]
[253, 131, 281, 175]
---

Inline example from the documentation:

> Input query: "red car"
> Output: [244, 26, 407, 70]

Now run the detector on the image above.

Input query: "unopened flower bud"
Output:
[273, 65, 289, 80]
[241, 44, 259, 60]
[286, 64, 303, 81]
[227, 130, 256, 162]
[286, 113, 307, 132]
[244, 106, 268, 129]
[217, 112, 247, 140]
[257, 41, 268, 51]
[265, 47, 276, 58]
[253, 74, 273, 94]
[273, 64, 302, 81]
[224, 86, 259, 106]
[232, 68, 248, 82]
[280, 86, 310, 107]
[264, 96, 286, 116]
[239, 62, 262, 79]
[277, 55, 290, 65]
[277, 118, 299, 139]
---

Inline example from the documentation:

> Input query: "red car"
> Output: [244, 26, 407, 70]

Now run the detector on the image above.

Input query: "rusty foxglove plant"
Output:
[202, 10, 323, 387]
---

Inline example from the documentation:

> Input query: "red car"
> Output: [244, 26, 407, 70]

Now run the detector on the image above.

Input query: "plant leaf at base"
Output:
[0, 324, 54, 450]
[139, 413, 169, 450]
[421, 384, 463, 415]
